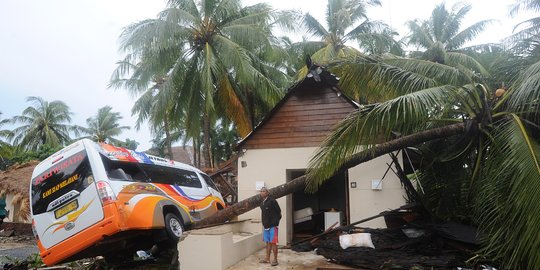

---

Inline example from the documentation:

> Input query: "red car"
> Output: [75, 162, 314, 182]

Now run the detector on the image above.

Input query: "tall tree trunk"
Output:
[202, 113, 212, 169]
[164, 115, 174, 160]
[192, 122, 465, 229]
[247, 89, 255, 130]
[192, 140, 198, 167]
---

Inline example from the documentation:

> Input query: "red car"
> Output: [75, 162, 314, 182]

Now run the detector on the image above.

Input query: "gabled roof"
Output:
[236, 64, 359, 149]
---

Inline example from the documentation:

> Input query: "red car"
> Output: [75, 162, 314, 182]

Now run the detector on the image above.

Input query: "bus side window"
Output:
[132, 171, 148, 182]
[108, 168, 132, 180]
[101, 154, 146, 182]
[142, 166, 171, 185]
[174, 169, 202, 188]
[201, 173, 219, 191]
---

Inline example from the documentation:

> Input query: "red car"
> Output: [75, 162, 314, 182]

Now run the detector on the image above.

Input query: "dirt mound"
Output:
[0, 161, 39, 221]
[0, 222, 33, 236]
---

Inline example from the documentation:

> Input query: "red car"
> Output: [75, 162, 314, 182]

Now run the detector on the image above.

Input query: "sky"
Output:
[0, 0, 533, 151]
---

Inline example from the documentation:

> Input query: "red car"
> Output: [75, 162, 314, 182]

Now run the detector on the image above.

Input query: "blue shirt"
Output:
[0, 197, 7, 217]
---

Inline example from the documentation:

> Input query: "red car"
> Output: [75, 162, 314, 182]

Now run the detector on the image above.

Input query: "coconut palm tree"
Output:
[11, 97, 76, 151]
[0, 112, 13, 147]
[195, 4, 539, 266]
[299, 0, 399, 65]
[509, 0, 540, 36]
[210, 120, 239, 166]
[303, 52, 539, 268]
[126, 78, 180, 159]
[81, 106, 130, 144]
[406, 3, 492, 75]
[0, 112, 15, 165]
[505, 0, 540, 79]
[113, 0, 293, 168]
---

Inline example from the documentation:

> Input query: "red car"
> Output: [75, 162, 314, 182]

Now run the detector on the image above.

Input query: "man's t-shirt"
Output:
[260, 197, 281, 229]
[0, 197, 7, 217]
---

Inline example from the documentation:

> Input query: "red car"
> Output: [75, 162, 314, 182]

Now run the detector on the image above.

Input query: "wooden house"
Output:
[236, 65, 407, 244]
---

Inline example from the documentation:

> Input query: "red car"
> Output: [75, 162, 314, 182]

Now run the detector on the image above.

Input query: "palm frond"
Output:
[509, 0, 540, 16]
[210, 0, 242, 23]
[474, 115, 540, 268]
[445, 51, 490, 77]
[447, 20, 493, 50]
[302, 13, 329, 39]
[344, 19, 387, 41]
[307, 85, 459, 188]
[221, 23, 270, 49]
[406, 20, 434, 49]
[269, 10, 302, 33]
[167, 0, 200, 18]
[215, 74, 251, 136]
[158, 7, 198, 26]
[431, 3, 450, 42]
[504, 59, 540, 118]
[332, 55, 473, 103]
[441, 3, 472, 42]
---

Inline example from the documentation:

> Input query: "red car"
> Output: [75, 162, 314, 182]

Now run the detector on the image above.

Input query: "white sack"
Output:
[339, 233, 375, 249]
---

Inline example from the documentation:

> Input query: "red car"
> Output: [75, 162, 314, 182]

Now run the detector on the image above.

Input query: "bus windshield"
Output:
[31, 150, 93, 215]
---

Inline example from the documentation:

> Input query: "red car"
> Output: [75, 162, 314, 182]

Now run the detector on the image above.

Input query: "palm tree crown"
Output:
[113, 0, 292, 167]
[12, 96, 75, 151]
[82, 106, 130, 144]
[301, 0, 398, 63]
[406, 3, 491, 73]
[115, 0, 287, 134]
[0, 112, 12, 147]
[308, 50, 540, 269]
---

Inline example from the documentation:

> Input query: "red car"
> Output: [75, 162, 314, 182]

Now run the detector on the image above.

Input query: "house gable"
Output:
[240, 75, 357, 149]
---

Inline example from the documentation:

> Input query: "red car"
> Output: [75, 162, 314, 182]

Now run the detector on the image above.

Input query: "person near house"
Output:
[259, 187, 281, 266]
[0, 196, 7, 226]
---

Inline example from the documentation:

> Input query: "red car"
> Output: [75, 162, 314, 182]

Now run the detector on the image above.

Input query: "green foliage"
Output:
[0, 112, 13, 147]
[405, 3, 492, 75]
[81, 106, 130, 144]
[308, 3, 540, 263]
[11, 96, 78, 151]
[0, 144, 61, 170]
[112, 0, 290, 136]
[116, 138, 140, 150]
[112, 0, 295, 167]
[295, 0, 400, 72]
[210, 121, 240, 165]
[473, 115, 540, 268]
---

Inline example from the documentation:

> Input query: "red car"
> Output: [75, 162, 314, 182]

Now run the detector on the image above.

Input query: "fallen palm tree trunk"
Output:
[192, 123, 465, 229]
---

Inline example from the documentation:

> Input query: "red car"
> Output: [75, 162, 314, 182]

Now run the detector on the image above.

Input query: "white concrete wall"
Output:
[237, 147, 407, 245]
[178, 220, 265, 270]
[3, 194, 27, 223]
[347, 154, 407, 228]
[238, 147, 318, 245]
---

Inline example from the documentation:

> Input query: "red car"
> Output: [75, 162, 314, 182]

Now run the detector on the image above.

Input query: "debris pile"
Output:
[290, 205, 487, 269]
[314, 228, 468, 269]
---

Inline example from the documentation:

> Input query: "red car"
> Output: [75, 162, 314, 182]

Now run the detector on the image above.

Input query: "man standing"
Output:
[0, 196, 7, 226]
[259, 187, 281, 266]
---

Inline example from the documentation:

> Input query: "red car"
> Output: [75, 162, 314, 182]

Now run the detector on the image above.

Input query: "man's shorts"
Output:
[263, 227, 278, 244]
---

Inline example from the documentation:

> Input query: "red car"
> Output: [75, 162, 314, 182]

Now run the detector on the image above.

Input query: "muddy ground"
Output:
[0, 234, 38, 262]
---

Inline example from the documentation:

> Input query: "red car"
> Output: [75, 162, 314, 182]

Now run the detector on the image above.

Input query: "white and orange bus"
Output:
[29, 139, 225, 265]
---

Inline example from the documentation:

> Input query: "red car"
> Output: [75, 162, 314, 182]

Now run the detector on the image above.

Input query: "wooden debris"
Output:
[315, 228, 469, 269]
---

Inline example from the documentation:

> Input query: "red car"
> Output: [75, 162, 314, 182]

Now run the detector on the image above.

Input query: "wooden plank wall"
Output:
[242, 84, 355, 149]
